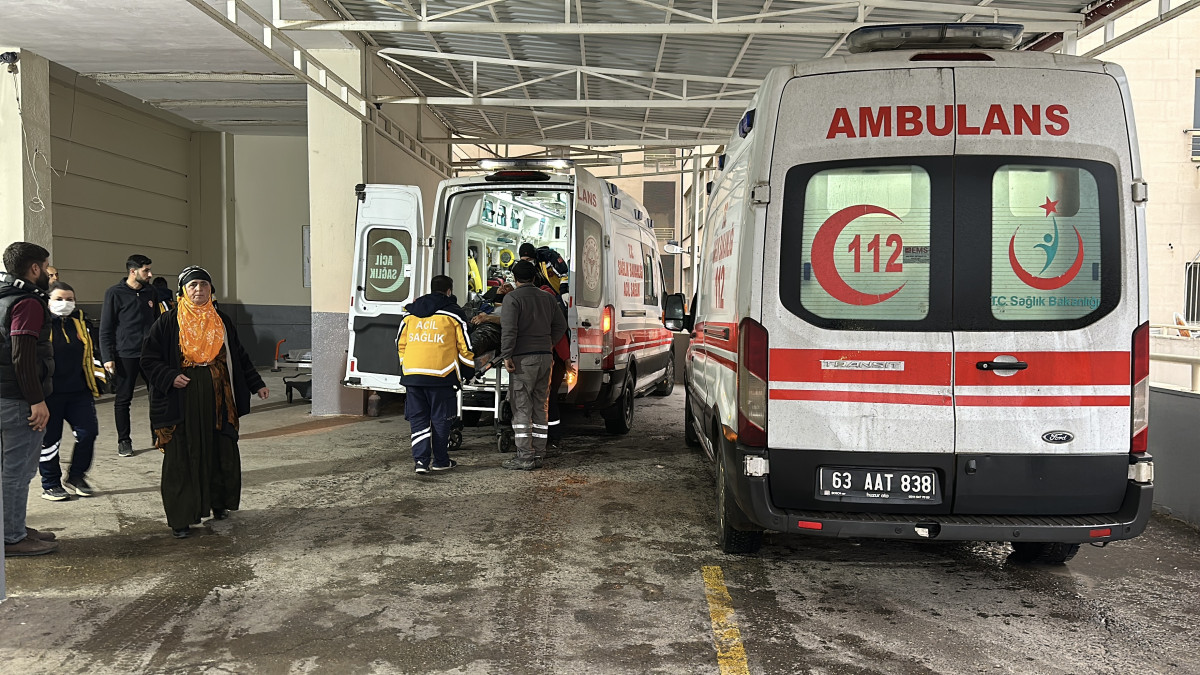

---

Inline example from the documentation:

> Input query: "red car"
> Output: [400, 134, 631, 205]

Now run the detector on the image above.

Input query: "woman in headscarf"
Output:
[141, 266, 268, 538]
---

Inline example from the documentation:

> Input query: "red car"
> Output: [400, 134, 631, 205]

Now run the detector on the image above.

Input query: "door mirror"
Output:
[664, 293, 686, 331]
[663, 240, 688, 255]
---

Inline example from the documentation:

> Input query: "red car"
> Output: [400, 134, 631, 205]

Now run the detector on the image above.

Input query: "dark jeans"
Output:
[39, 390, 99, 490]
[405, 386, 456, 467]
[113, 356, 149, 444]
[548, 355, 566, 441]
[2, 398, 44, 543]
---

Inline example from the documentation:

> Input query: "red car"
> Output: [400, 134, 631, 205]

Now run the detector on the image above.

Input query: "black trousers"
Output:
[113, 356, 150, 444]
[548, 355, 566, 442]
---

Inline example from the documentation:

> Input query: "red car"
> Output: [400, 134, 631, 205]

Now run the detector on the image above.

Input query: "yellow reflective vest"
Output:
[396, 307, 474, 387]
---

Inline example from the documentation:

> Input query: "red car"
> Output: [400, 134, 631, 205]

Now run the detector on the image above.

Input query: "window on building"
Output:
[1193, 73, 1200, 160]
[1186, 262, 1200, 323]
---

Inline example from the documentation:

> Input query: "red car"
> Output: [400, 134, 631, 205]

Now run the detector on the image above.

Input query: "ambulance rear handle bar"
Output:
[976, 360, 1028, 371]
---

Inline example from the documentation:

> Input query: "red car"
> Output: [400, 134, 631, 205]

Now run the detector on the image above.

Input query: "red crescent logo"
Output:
[1007, 226, 1084, 291]
[811, 204, 906, 306]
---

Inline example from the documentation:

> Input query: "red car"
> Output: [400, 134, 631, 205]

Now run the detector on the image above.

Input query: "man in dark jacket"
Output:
[1, 242, 60, 556]
[100, 254, 163, 457]
[397, 275, 474, 474]
[500, 261, 567, 470]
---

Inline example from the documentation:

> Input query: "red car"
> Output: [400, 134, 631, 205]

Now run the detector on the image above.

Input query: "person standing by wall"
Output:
[100, 254, 163, 457]
[0, 242, 59, 556]
[37, 281, 105, 501]
[141, 266, 268, 539]
[45, 266, 59, 284]
[500, 261, 566, 471]
[397, 275, 474, 474]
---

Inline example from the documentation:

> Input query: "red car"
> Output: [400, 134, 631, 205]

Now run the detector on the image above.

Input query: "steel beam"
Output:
[150, 99, 306, 107]
[88, 72, 300, 83]
[427, 137, 727, 147]
[276, 20, 1080, 34]
[377, 97, 749, 108]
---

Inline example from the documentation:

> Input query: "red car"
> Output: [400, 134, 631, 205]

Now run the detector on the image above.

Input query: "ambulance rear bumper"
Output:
[737, 452, 1154, 544]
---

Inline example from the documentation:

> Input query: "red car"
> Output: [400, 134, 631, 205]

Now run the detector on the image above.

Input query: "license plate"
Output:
[817, 467, 941, 504]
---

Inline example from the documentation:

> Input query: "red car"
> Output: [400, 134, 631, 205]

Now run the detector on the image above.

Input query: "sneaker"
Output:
[41, 487, 70, 501]
[25, 527, 57, 542]
[64, 477, 94, 497]
[501, 457, 541, 471]
[431, 459, 458, 471]
[5, 537, 58, 556]
[118, 440, 133, 457]
[414, 461, 429, 475]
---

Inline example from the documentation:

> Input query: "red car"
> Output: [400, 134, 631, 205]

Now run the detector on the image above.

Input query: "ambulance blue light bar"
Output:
[847, 23, 1024, 54]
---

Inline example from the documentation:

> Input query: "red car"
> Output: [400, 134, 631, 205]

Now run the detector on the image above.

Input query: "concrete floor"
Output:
[2, 371, 1199, 674]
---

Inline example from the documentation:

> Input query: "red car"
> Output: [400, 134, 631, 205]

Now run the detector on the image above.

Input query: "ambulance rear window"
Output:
[788, 163, 946, 326]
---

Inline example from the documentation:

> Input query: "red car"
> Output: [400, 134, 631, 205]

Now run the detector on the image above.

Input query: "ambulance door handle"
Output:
[976, 360, 1028, 371]
[622, 310, 646, 317]
[581, 320, 592, 328]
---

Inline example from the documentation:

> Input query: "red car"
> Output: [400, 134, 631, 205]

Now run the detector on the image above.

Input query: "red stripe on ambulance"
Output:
[770, 349, 952, 386]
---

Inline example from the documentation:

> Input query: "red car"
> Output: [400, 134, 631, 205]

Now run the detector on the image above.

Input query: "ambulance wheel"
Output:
[653, 351, 675, 396]
[448, 429, 463, 451]
[717, 448, 763, 555]
[461, 411, 482, 427]
[497, 429, 515, 453]
[684, 388, 701, 448]
[1008, 542, 1080, 565]
[603, 370, 636, 434]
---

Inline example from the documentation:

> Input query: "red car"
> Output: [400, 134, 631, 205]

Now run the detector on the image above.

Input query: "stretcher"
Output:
[454, 353, 515, 453]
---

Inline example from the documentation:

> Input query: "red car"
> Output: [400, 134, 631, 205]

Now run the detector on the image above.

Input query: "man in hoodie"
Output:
[1, 241, 59, 556]
[500, 261, 567, 471]
[100, 254, 164, 457]
[397, 275, 474, 475]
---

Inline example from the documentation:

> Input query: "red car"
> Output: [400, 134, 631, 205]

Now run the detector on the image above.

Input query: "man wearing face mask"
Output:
[38, 281, 106, 501]
[100, 254, 165, 458]
[0, 241, 59, 556]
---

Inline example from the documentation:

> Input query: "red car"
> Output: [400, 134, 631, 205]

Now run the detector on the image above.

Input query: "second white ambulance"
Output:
[675, 24, 1154, 561]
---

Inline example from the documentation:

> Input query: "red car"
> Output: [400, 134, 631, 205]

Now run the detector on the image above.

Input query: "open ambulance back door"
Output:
[345, 184, 426, 393]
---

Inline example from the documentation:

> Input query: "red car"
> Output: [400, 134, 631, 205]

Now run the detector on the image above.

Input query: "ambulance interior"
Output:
[441, 188, 572, 302]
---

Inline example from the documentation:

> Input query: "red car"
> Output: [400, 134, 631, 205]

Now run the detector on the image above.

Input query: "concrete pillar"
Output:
[0, 47, 51, 602]
[308, 49, 368, 415]
[0, 48, 52, 252]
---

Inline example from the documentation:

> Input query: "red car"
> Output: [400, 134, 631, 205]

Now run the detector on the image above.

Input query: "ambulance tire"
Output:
[653, 350, 675, 396]
[717, 446, 764, 555]
[683, 388, 701, 448]
[602, 370, 636, 434]
[461, 411, 483, 427]
[1008, 542, 1080, 565]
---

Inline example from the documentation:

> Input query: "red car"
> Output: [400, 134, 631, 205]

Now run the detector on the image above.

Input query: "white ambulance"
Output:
[345, 160, 675, 434]
[673, 24, 1154, 560]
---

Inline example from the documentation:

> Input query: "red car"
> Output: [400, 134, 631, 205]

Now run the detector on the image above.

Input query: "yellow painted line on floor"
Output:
[701, 565, 750, 675]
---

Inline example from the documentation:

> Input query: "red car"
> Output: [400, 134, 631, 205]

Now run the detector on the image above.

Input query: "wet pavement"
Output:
[2, 373, 1199, 674]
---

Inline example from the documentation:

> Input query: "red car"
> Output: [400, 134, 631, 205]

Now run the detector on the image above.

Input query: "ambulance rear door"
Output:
[572, 170, 609, 373]
[949, 66, 1138, 515]
[345, 184, 426, 393]
[765, 67, 958, 514]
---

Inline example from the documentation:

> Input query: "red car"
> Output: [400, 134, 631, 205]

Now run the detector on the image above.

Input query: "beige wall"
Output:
[48, 72, 195, 302]
[230, 134, 309, 306]
[1097, 11, 1200, 325]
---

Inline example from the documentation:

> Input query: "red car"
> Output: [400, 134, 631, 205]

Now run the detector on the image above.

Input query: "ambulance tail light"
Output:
[737, 318, 768, 448]
[601, 305, 616, 371]
[1131, 321, 1149, 453]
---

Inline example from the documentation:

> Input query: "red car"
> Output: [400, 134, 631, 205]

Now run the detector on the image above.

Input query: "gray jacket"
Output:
[500, 284, 567, 359]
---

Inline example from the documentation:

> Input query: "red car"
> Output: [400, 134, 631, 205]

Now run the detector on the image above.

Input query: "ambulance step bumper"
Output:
[744, 477, 1153, 543]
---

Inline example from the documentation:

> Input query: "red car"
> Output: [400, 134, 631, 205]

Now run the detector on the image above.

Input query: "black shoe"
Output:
[212, 509, 229, 520]
[118, 440, 133, 457]
[172, 527, 191, 539]
[431, 459, 458, 471]
[501, 457, 541, 471]
[64, 477, 94, 497]
[414, 461, 429, 475]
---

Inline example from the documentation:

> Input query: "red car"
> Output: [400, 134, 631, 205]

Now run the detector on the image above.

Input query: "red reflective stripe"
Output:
[695, 321, 739, 351]
[770, 349, 952, 386]
[956, 395, 1130, 407]
[698, 347, 737, 372]
[769, 389, 952, 406]
[955, 351, 1130, 387]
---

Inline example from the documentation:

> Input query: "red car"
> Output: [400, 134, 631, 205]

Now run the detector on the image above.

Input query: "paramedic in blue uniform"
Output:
[397, 275, 475, 474]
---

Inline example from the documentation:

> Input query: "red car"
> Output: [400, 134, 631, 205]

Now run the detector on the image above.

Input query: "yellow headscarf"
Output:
[177, 289, 224, 365]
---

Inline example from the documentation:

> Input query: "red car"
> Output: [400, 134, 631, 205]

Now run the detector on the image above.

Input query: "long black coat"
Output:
[141, 308, 266, 429]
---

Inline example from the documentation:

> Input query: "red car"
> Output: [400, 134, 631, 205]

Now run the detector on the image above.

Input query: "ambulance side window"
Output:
[574, 212, 605, 308]
[363, 227, 413, 303]
[641, 244, 658, 306]
[988, 165, 1104, 322]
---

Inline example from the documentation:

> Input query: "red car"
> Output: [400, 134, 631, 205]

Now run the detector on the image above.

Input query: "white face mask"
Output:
[49, 299, 75, 317]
